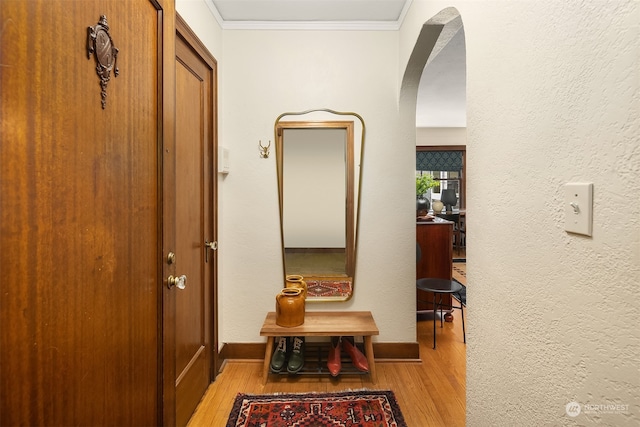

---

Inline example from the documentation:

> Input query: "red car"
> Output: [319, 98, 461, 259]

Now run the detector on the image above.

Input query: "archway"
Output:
[400, 6, 468, 322]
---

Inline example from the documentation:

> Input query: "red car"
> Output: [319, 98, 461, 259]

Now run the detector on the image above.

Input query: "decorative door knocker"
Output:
[87, 15, 119, 109]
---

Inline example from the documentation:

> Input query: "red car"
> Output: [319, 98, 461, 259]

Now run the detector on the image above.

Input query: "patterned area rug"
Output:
[453, 265, 466, 281]
[452, 260, 466, 306]
[305, 279, 353, 298]
[452, 260, 466, 285]
[226, 390, 407, 427]
[453, 280, 466, 306]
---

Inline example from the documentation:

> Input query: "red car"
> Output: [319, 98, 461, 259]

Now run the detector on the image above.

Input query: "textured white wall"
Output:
[215, 28, 413, 345]
[417, 127, 467, 146]
[403, 1, 640, 426]
[171, 12, 415, 344]
[176, 0, 222, 57]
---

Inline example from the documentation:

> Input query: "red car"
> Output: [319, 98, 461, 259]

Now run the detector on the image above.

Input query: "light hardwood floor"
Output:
[188, 262, 467, 426]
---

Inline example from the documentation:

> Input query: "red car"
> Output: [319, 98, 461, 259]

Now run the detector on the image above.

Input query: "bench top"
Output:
[260, 311, 379, 336]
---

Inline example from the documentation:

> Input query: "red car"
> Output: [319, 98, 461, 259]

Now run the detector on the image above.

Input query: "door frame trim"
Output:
[160, 1, 177, 425]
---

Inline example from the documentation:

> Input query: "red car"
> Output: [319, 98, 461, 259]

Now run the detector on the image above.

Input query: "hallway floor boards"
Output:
[187, 284, 467, 426]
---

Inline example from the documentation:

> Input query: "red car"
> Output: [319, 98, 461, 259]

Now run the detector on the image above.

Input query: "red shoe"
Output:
[327, 337, 341, 376]
[343, 337, 369, 372]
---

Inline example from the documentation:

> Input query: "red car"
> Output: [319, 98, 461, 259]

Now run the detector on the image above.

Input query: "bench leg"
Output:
[262, 336, 274, 384]
[363, 336, 377, 384]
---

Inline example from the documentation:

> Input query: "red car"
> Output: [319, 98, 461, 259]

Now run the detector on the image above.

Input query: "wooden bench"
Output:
[259, 311, 379, 384]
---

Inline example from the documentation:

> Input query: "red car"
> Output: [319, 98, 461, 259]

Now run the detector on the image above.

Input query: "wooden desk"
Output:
[416, 220, 453, 312]
[259, 311, 379, 384]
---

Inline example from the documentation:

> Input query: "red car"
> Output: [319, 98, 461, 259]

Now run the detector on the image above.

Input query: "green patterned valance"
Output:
[416, 151, 463, 171]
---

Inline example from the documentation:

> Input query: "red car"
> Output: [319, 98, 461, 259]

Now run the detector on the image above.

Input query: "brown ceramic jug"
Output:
[285, 274, 307, 299]
[275, 288, 305, 327]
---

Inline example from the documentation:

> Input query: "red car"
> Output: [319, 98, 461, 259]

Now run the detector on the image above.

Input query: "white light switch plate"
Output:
[564, 183, 593, 236]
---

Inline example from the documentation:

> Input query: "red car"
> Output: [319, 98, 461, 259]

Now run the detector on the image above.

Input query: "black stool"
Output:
[416, 278, 466, 349]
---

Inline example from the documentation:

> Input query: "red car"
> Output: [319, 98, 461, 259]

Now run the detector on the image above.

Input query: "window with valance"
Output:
[416, 149, 465, 209]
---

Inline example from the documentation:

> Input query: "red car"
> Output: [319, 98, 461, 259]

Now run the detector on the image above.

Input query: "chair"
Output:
[436, 212, 462, 252]
[458, 214, 466, 251]
[416, 241, 466, 349]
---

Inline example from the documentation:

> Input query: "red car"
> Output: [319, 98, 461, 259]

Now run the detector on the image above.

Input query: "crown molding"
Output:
[220, 20, 401, 31]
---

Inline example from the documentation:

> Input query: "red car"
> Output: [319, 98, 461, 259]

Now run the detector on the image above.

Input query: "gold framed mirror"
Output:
[275, 109, 365, 302]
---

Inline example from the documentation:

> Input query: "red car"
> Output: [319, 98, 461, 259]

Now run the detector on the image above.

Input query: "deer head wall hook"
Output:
[259, 140, 271, 158]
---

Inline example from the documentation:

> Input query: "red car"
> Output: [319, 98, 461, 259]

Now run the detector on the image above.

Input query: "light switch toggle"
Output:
[569, 202, 580, 214]
[564, 183, 593, 236]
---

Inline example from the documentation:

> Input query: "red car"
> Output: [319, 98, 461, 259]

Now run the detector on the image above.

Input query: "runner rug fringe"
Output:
[226, 389, 407, 427]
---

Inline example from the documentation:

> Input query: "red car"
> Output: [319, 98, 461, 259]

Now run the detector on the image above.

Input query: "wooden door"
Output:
[172, 17, 218, 427]
[0, 1, 175, 426]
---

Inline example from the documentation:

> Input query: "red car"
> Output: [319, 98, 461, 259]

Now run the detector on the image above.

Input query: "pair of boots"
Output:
[270, 336, 305, 373]
[327, 336, 369, 377]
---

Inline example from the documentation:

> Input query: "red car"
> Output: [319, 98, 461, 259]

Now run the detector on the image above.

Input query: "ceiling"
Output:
[207, 0, 466, 127]
[209, 0, 411, 30]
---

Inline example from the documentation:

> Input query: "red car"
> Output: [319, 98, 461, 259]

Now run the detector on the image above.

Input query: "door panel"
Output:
[0, 0, 174, 425]
[174, 21, 217, 427]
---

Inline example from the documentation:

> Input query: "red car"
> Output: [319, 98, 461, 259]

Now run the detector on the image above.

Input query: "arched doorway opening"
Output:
[400, 6, 468, 326]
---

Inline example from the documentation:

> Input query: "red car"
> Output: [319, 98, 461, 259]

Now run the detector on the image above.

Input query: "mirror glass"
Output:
[275, 109, 365, 301]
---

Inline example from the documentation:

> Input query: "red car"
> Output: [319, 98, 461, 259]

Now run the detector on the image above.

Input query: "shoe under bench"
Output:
[259, 311, 379, 384]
